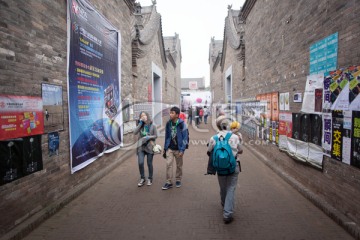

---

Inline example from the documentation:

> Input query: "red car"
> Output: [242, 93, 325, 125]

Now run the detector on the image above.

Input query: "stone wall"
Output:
[242, 0, 360, 228]
[0, 0, 136, 237]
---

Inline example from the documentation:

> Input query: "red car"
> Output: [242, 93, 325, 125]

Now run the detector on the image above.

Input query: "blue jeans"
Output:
[217, 165, 240, 218]
[204, 115, 208, 124]
[137, 150, 154, 180]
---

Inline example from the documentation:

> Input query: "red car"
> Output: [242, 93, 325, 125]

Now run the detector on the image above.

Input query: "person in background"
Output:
[187, 106, 193, 125]
[133, 111, 158, 187]
[162, 106, 188, 190]
[204, 106, 209, 124]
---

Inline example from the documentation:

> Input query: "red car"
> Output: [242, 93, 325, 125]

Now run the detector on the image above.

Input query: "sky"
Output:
[137, 0, 246, 87]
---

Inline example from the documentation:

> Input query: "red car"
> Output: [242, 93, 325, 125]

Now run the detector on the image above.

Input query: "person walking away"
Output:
[199, 107, 204, 123]
[162, 106, 189, 190]
[194, 107, 200, 126]
[207, 116, 242, 224]
[133, 111, 158, 187]
[204, 106, 209, 124]
[187, 106, 193, 125]
[45, 109, 49, 121]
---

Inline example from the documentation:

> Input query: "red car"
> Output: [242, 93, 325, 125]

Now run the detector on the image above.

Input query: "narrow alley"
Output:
[22, 120, 353, 240]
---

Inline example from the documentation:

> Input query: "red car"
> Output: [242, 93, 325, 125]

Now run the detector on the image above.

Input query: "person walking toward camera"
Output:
[162, 106, 189, 190]
[207, 115, 242, 224]
[133, 111, 158, 187]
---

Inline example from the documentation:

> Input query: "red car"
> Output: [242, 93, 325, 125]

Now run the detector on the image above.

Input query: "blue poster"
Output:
[309, 32, 338, 75]
[68, 0, 122, 173]
[48, 132, 59, 156]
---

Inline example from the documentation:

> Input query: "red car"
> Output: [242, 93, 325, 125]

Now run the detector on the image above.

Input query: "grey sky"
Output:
[137, 0, 245, 87]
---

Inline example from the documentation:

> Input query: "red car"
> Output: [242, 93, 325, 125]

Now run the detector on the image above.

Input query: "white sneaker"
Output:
[147, 179, 152, 186]
[138, 179, 145, 187]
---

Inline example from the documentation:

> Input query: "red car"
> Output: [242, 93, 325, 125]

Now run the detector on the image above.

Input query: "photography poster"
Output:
[0, 135, 43, 186]
[68, 0, 123, 173]
[42, 83, 64, 133]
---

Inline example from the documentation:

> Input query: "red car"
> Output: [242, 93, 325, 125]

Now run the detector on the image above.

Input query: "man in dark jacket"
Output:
[162, 106, 189, 190]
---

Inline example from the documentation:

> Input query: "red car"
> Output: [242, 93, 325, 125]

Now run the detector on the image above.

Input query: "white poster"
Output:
[331, 82, 349, 111]
[284, 92, 290, 111]
[301, 74, 323, 113]
[280, 93, 285, 111]
[322, 113, 332, 152]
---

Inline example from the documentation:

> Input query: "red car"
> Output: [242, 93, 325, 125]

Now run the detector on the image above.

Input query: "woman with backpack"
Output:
[133, 111, 158, 187]
[207, 115, 242, 224]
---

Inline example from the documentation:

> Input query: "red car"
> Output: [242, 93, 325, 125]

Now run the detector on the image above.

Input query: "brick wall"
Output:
[0, 0, 136, 236]
[242, 0, 360, 227]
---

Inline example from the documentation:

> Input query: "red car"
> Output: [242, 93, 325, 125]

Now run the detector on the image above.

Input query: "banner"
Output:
[0, 95, 44, 140]
[301, 74, 324, 113]
[310, 114, 322, 146]
[68, 0, 122, 173]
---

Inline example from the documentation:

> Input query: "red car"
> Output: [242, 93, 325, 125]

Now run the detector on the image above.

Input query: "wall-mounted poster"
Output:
[48, 132, 60, 157]
[301, 74, 324, 113]
[42, 83, 64, 133]
[351, 111, 360, 169]
[0, 95, 44, 140]
[322, 113, 332, 152]
[68, 0, 123, 173]
[292, 113, 301, 140]
[300, 114, 311, 142]
[284, 92, 290, 111]
[0, 135, 43, 186]
[271, 92, 279, 121]
[309, 32, 338, 75]
[310, 114, 322, 146]
[331, 110, 343, 161]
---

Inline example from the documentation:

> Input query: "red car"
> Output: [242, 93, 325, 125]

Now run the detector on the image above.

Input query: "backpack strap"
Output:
[213, 135, 219, 142]
[224, 132, 232, 142]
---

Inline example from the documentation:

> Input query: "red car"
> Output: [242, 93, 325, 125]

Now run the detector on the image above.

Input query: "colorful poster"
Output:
[0, 95, 44, 140]
[68, 0, 123, 173]
[42, 83, 64, 133]
[279, 112, 293, 137]
[347, 66, 360, 110]
[309, 32, 338, 75]
[279, 93, 285, 111]
[331, 111, 343, 161]
[301, 74, 324, 113]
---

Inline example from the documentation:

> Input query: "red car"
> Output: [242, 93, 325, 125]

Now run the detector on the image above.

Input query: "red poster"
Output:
[271, 92, 279, 121]
[279, 112, 293, 137]
[0, 95, 44, 140]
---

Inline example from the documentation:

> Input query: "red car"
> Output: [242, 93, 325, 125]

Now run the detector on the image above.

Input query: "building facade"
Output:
[0, 0, 181, 238]
[210, 0, 360, 235]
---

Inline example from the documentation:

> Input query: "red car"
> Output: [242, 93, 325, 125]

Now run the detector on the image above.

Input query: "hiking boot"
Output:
[223, 216, 233, 224]
[162, 183, 173, 190]
[147, 179, 152, 186]
[175, 181, 182, 188]
[138, 178, 145, 187]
